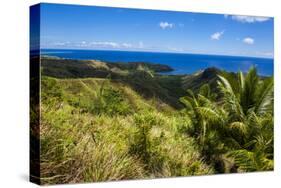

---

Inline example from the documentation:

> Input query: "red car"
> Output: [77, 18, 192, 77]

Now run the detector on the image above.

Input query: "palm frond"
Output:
[255, 78, 273, 115]
[199, 84, 211, 99]
[218, 75, 245, 121]
[238, 71, 245, 93]
[180, 96, 197, 111]
[229, 121, 248, 136]
[196, 106, 223, 125]
[228, 149, 273, 172]
[240, 66, 259, 114]
[197, 94, 215, 108]
[227, 150, 257, 172]
[227, 149, 273, 172]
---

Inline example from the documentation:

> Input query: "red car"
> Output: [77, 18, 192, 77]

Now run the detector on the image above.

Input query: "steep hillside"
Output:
[41, 57, 187, 108]
[182, 67, 221, 92]
[40, 76, 214, 184]
[41, 57, 230, 109]
[38, 57, 273, 184]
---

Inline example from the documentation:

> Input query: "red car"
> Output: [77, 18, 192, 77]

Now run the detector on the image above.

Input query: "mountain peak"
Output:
[201, 67, 220, 79]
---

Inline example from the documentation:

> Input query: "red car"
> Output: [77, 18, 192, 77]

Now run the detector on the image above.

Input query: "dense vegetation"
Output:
[38, 57, 273, 185]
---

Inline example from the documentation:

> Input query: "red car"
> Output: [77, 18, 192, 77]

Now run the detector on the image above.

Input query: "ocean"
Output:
[41, 49, 274, 76]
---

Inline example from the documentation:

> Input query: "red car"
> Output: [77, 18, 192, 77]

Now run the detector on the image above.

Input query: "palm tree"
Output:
[180, 84, 227, 166]
[218, 67, 273, 116]
[180, 67, 273, 172]
[217, 66, 274, 172]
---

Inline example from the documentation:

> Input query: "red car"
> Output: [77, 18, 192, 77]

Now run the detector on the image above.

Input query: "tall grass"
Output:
[40, 76, 213, 184]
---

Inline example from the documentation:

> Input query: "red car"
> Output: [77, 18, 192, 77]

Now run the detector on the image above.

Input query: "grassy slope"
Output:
[40, 76, 213, 184]
[38, 57, 273, 184]
[41, 57, 224, 108]
[41, 57, 187, 108]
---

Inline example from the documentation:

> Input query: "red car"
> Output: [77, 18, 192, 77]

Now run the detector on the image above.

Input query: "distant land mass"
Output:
[41, 49, 274, 76]
[41, 56, 236, 108]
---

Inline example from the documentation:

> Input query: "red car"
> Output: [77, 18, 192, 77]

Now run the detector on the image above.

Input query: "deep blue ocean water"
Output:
[41, 49, 273, 76]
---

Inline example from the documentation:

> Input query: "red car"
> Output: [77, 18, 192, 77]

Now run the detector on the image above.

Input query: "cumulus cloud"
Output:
[225, 15, 270, 23]
[159, 22, 174, 29]
[243, 37, 255, 44]
[210, 31, 224, 40]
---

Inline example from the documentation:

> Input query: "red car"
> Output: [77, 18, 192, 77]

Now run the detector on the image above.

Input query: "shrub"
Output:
[129, 112, 214, 177]
[41, 77, 63, 102]
[92, 87, 132, 115]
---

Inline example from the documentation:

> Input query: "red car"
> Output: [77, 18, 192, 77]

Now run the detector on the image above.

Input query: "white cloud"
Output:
[47, 41, 148, 49]
[121, 43, 132, 48]
[210, 31, 224, 40]
[225, 15, 270, 23]
[168, 47, 184, 52]
[243, 37, 255, 44]
[78, 41, 88, 47]
[159, 22, 174, 29]
[53, 42, 66, 46]
[90, 41, 120, 48]
[72, 41, 139, 49]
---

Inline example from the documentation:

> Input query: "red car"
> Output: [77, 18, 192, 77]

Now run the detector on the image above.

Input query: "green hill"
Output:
[41, 57, 225, 108]
[38, 57, 273, 184]
[40, 76, 213, 184]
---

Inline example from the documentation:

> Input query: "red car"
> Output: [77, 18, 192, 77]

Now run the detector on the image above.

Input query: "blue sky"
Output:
[40, 3, 274, 58]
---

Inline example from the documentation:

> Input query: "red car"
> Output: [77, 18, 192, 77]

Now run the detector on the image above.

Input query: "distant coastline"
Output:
[40, 49, 274, 76]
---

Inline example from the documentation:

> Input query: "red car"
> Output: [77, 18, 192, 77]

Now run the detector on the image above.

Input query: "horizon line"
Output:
[40, 48, 274, 60]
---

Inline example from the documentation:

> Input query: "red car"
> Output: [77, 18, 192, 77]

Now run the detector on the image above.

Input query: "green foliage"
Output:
[40, 76, 212, 184]
[39, 58, 273, 184]
[41, 57, 173, 79]
[128, 111, 213, 177]
[41, 77, 63, 102]
[180, 86, 227, 163]
[180, 66, 273, 172]
[227, 149, 273, 172]
[221, 67, 274, 172]
[129, 113, 154, 164]
[92, 86, 132, 115]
